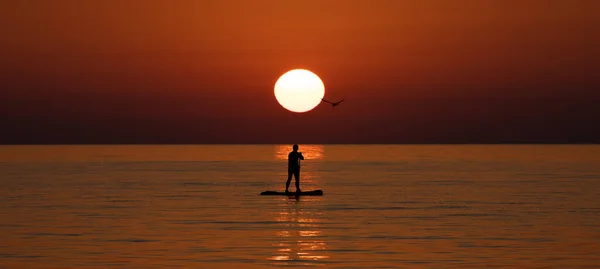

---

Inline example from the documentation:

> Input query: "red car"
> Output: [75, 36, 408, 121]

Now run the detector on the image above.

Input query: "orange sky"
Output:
[1, 1, 599, 143]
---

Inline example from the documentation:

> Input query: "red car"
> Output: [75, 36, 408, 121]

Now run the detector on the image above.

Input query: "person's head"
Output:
[292, 144, 299, 151]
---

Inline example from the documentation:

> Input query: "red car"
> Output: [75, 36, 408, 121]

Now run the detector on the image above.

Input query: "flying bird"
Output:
[321, 98, 345, 107]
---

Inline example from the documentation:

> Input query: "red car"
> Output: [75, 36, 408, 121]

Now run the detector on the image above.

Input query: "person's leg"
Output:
[294, 170, 301, 192]
[285, 170, 292, 192]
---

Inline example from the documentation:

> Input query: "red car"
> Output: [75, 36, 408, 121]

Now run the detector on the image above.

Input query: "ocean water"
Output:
[1, 145, 599, 268]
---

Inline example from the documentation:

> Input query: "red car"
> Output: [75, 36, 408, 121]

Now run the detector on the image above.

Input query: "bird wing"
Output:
[321, 99, 334, 104]
[334, 99, 345, 104]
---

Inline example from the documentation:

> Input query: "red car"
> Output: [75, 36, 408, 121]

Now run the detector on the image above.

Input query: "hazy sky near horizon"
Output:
[1, 0, 599, 143]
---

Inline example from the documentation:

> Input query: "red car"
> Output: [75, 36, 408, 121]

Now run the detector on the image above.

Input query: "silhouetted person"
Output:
[286, 144, 305, 193]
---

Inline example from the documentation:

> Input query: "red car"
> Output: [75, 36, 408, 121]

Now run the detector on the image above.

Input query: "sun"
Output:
[274, 69, 325, 113]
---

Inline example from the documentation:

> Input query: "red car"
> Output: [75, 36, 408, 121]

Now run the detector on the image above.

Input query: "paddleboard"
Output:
[260, 190, 323, 196]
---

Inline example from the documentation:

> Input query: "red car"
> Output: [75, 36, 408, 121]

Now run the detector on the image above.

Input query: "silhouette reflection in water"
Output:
[269, 197, 329, 265]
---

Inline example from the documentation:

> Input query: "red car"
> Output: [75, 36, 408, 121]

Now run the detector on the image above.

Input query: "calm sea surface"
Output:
[1, 145, 599, 268]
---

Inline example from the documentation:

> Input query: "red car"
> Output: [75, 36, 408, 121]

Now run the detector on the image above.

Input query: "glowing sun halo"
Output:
[274, 69, 325, 113]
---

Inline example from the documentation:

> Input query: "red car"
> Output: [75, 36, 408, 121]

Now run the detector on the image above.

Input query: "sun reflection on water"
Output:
[268, 199, 329, 264]
[274, 145, 325, 161]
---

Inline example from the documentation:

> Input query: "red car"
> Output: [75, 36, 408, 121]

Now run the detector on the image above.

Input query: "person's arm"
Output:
[299, 153, 304, 160]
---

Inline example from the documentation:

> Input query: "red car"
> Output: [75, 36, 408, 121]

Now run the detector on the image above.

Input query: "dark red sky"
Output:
[1, 1, 599, 144]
